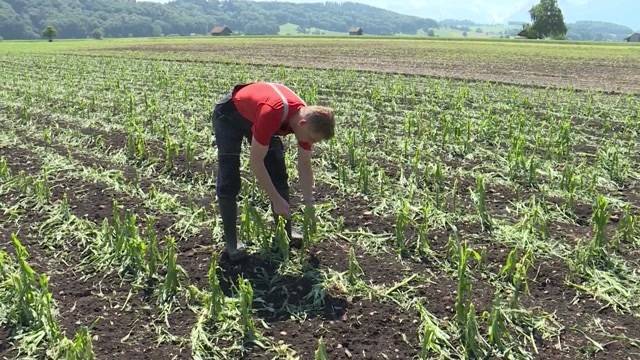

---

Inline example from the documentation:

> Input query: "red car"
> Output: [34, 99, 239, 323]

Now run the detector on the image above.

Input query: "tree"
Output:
[521, 0, 567, 39]
[48, 18, 88, 39]
[151, 23, 163, 37]
[243, 21, 279, 35]
[91, 28, 103, 40]
[42, 25, 57, 42]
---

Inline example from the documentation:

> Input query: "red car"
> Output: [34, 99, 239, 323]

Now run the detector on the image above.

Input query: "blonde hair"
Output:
[303, 106, 335, 140]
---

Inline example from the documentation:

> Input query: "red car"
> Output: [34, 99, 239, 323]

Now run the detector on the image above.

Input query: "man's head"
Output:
[294, 106, 335, 144]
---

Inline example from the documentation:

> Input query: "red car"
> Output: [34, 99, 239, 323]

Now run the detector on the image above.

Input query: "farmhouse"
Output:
[349, 27, 363, 36]
[517, 28, 528, 38]
[625, 33, 640, 42]
[210, 26, 232, 36]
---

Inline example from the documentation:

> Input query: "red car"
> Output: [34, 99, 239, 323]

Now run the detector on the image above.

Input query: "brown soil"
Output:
[251, 299, 421, 360]
[98, 41, 640, 94]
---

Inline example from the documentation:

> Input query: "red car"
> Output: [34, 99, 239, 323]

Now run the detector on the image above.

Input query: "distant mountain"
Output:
[0, 0, 437, 40]
[439, 19, 477, 27]
[436, 18, 635, 42]
[567, 21, 634, 42]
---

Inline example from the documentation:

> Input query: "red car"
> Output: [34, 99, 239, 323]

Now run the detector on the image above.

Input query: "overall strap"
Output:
[267, 83, 289, 124]
[276, 83, 307, 106]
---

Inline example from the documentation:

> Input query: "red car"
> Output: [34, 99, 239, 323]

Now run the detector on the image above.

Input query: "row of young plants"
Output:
[0, 149, 185, 300]
[3, 55, 637, 225]
[1, 56, 637, 227]
[1, 54, 637, 158]
[0, 235, 94, 359]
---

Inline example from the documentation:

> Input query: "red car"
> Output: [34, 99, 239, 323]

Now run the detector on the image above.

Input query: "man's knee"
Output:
[271, 167, 289, 195]
[216, 179, 241, 200]
[216, 153, 241, 199]
[264, 144, 288, 193]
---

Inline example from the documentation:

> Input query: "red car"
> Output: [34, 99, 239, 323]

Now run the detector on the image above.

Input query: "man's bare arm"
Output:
[297, 146, 314, 205]
[249, 138, 289, 215]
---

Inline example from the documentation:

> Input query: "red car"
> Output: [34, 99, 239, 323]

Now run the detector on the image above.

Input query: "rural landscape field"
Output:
[1, 36, 639, 359]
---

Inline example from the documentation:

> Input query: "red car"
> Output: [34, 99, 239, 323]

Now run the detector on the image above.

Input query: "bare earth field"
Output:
[96, 38, 640, 93]
[0, 37, 639, 359]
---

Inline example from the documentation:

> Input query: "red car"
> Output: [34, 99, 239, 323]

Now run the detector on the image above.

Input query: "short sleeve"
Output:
[252, 104, 282, 146]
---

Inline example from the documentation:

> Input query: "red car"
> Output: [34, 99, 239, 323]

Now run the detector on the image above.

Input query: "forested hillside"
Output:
[0, 0, 438, 39]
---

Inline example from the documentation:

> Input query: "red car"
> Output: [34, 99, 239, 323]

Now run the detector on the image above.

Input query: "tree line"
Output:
[0, 0, 438, 40]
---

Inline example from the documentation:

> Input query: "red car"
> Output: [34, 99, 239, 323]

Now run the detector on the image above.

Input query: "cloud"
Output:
[315, 0, 535, 23]
[374, 0, 536, 23]
[469, 0, 536, 23]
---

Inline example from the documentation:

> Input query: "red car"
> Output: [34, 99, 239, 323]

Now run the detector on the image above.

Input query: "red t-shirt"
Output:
[232, 82, 311, 150]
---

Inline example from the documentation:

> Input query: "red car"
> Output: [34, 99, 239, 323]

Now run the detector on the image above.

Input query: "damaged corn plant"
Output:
[0, 235, 95, 358]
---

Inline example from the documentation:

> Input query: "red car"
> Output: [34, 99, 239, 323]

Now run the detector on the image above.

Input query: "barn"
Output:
[210, 26, 232, 36]
[349, 27, 363, 36]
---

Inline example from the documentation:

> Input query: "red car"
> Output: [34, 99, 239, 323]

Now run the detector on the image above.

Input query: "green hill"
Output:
[278, 23, 343, 36]
[0, 0, 438, 40]
[567, 21, 634, 41]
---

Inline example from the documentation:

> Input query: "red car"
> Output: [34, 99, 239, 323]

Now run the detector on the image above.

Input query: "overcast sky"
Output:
[145, 0, 640, 29]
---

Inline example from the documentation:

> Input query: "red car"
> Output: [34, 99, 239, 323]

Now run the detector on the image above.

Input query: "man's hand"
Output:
[272, 195, 290, 217]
